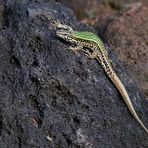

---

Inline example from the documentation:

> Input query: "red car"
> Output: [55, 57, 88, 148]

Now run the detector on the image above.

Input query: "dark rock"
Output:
[0, 0, 4, 29]
[0, 1, 148, 148]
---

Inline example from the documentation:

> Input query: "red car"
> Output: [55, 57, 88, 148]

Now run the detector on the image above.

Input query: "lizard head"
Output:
[56, 29, 75, 42]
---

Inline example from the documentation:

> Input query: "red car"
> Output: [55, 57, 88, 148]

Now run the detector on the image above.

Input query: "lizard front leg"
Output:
[69, 45, 83, 53]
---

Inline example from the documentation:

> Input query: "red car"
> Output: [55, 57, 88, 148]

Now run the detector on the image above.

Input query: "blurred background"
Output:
[56, 0, 148, 20]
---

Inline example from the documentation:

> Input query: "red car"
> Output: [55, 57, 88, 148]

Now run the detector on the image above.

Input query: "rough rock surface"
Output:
[0, 0, 148, 148]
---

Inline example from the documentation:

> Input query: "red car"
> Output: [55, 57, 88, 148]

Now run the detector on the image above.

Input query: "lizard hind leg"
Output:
[82, 49, 95, 59]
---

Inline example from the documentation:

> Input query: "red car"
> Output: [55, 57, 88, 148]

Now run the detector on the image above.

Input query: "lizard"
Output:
[52, 20, 148, 134]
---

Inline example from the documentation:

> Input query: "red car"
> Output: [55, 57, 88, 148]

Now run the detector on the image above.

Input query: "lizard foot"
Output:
[69, 46, 83, 53]
[83, 49, 94, 59]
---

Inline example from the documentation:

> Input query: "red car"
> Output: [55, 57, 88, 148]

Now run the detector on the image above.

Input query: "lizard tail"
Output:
[109, 71, 148, 133]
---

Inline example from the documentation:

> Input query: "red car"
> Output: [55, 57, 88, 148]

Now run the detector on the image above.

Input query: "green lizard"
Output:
[52, 20, 148, 133]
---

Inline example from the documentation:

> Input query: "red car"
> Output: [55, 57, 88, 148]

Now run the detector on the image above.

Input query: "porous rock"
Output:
[0, 1, 148, 147]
